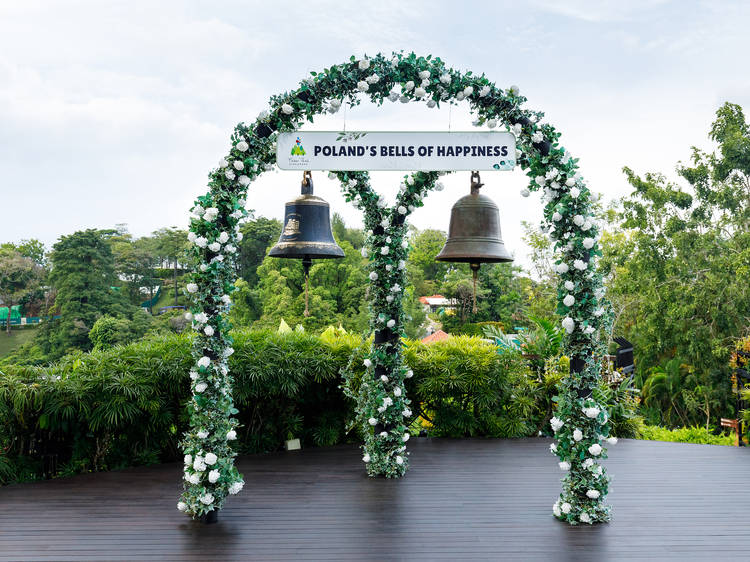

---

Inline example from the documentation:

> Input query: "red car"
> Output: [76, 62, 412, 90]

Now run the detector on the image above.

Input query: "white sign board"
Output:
[276, 131, 516, 171]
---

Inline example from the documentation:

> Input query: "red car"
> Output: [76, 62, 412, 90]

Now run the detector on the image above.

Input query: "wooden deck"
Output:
[1, 438, 749, 561]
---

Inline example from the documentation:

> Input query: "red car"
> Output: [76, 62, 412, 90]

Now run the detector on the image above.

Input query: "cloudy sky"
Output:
[2, 0, 749, 270]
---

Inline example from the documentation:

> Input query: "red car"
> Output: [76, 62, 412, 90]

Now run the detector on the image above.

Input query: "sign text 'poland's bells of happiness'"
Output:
[276, 131, 516, 171]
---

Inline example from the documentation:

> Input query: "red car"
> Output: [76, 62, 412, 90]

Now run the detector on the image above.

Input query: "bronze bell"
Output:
[436, 171, 513, 313]
[269, 171, 345, 316]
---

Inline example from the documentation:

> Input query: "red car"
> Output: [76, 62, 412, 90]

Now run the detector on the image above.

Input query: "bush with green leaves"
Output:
[638, 425, 734, 446]
[88, 313, 153, 351]
[0, 329, 640, 485]
[403, 336, 515, 437]
[0, 330, 358, 485]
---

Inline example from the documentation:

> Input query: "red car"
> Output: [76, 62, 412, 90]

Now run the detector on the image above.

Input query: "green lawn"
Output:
[148, 284, 187, 314]
[0, 326, 38, 358]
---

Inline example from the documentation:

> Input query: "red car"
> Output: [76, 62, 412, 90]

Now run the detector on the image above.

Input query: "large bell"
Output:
[269, 171, 344, 316]
[436, 171, 513, 313]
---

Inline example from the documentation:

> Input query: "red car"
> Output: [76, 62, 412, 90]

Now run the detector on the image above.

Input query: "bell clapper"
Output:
[470, 262, 480, 314]
[302, 256, 312, 317]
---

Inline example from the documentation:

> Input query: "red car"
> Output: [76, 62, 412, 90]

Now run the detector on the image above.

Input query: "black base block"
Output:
[199, 510, 218, 525]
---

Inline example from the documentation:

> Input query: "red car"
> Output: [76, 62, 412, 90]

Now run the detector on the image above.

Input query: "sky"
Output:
[1, 0, 749, 272]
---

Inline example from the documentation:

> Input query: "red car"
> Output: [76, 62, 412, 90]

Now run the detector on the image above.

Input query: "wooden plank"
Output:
[0, 438, 749, 561]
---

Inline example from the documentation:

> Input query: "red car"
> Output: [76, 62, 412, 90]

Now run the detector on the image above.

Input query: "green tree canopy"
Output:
[600, 102, 750, 427]
[0, 249, 43, 334]
[150, 226, 190, 305]
[237, 215, 282, 286]
[40, 229, 145, 357]
[406, 228, 449, 296]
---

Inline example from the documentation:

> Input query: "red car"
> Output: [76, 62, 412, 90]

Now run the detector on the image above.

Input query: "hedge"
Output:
[638, 425, 735, 446]
[0, 330, 636, 484]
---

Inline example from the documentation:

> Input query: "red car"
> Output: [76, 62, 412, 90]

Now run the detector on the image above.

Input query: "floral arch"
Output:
[177, 52, 614, 525]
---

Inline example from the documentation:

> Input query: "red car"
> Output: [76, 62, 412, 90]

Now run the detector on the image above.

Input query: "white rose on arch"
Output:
[583, 406, 601, 418]
[550, 417, 564, 432]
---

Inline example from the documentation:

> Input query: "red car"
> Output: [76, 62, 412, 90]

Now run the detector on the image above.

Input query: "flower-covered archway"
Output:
[178, 52, 614, 526]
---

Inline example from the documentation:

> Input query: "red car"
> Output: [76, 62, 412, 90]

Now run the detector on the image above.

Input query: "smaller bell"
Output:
[268, 171, 345, 316]
[436, 171, 513, 313]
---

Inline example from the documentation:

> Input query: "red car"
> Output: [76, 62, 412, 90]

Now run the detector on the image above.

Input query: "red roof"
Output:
[419, 294, 446, 304]
[421, 329, 450, 344]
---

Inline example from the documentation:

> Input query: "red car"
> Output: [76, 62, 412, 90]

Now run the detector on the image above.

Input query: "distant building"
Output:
[418, 294, 456, 313]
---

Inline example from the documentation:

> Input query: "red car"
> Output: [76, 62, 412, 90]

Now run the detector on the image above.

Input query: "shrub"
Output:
[440, 318, 506, 337]
[638, 425, 734, 446]
[0, 330, 642, 484]
[88, 314, 152, 351]
[403, 336, 518, 438]
[0, 330, 359, 484]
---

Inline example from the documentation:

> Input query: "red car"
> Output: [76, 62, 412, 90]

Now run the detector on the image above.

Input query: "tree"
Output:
[402, 286, 428, 339]
[406, 228, 449, 296]
[0, 249, 43, 334]
[253, 238, 369, 333]
[600, 102, 750, 426]
[151, 227, 189, 305]
[441, 268, 476, 324]
[331, 212, 365, 249]
[44, 229, 134, 356]
[237, 216, 282, 286]
[228, 278, 263, 327]
[88, 313, 152, 351]
[14, 239, 48, 269]
[477, 263, 526, 328]
[110, 231, 160, 309]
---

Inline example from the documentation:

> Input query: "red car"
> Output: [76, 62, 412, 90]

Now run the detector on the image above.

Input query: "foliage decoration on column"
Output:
[335, 170, 441, 477]
[180, 50, 614, 523]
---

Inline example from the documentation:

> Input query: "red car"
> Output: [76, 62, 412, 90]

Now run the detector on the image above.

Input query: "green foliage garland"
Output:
[181, 51, 614, 524]
[334, 169, 440, 477]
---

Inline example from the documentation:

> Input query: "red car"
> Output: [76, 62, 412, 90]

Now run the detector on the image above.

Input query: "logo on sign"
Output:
[287, 136, 309, 168]
[291, 137, 306, 156]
